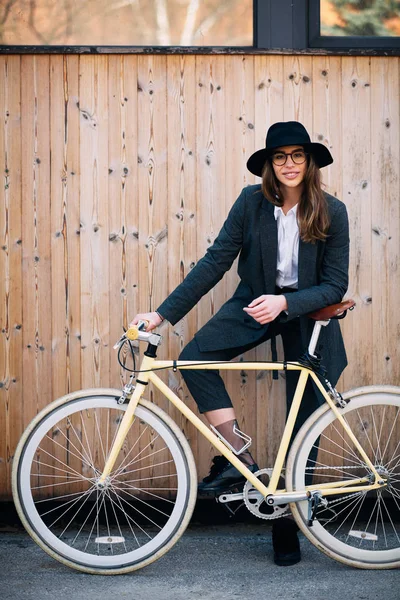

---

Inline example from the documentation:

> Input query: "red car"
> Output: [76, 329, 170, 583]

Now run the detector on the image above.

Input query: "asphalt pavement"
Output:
[1, 512, 399, 600]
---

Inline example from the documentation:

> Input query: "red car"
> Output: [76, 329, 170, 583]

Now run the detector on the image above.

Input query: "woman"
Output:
[130, 121, 350, 566]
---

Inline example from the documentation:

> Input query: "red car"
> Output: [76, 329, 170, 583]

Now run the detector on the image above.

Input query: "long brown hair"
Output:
[261, 154, 330, 243]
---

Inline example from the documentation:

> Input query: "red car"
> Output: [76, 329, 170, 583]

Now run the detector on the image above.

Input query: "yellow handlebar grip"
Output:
[126, 327, 140, 341]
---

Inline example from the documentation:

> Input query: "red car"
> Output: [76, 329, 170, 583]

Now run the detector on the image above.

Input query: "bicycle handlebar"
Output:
[113, 321, 162, 349]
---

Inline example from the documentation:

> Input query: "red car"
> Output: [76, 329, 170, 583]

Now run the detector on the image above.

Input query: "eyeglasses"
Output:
[271, 150, 308, 166]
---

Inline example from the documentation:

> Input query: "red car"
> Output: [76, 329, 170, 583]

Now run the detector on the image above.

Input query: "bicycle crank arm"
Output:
[266, 492, 310, 505]
[218, 491, 259, 503]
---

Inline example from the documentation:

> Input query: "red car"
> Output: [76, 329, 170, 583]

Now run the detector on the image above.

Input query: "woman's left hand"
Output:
[243, 295, 288, 324]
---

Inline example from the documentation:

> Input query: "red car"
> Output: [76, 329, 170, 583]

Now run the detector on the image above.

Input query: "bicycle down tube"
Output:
[98, 355, 386, 499]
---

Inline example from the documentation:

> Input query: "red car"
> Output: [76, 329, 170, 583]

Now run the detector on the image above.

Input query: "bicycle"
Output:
[12, 299, 400, 574]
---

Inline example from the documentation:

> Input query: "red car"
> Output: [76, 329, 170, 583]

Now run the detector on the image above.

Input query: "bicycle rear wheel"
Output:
[12, 390, 197, 574]
[286, 386, 400, 569]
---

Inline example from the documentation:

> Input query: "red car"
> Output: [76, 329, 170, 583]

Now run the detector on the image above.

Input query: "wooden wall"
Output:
[0, 54, 399, 500]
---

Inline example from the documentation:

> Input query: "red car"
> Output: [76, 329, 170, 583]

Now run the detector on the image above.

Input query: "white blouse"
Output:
[274, 203, 299, 289]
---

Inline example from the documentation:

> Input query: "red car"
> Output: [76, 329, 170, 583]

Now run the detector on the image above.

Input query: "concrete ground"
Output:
[1, 509, 399, 600]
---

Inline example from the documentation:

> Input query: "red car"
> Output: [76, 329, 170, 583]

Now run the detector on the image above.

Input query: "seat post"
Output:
[308, 319, 330, 357]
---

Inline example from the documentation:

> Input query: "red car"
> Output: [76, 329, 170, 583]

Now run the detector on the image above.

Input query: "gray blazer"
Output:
[157, 184, 350, 385]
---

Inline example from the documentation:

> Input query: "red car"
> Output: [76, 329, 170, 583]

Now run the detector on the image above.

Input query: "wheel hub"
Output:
[95, 475, 112, 490]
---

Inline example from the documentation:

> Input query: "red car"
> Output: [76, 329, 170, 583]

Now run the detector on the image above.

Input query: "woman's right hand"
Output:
[129, 312, 164, 332]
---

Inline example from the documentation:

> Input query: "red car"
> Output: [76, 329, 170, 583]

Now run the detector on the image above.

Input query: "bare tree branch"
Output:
[155, 0, 170, 45]
[180, 0, 199, 45]
[0, 0, 18, 26]
[192, 0, 234, 44]
[28, 0, 50, 44]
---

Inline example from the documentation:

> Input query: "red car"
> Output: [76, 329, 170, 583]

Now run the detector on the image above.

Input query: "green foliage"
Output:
[323, 0, 400, 36]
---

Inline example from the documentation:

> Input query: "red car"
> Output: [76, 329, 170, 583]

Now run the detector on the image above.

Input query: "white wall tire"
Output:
[12, 389, 197, 574]
[286, 386, 400, 569]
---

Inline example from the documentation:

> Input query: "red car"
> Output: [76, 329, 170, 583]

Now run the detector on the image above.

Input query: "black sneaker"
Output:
[198, 455, 259, 496]
[272, 517, 301, 566]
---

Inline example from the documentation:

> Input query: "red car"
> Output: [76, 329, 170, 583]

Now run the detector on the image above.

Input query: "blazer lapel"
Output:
[260, 207, 278, 293]
[298, 238, 318, 290]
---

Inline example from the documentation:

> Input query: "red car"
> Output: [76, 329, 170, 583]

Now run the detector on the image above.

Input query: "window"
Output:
[309, 0, 400, 48]
[1, 0, 399, 54]
[0, 0, 253, 47]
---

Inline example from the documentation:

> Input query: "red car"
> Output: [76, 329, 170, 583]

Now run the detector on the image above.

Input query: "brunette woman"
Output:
[130, 121, 350, 565]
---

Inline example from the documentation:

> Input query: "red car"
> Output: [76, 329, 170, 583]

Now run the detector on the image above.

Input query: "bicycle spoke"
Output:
[107, 425, 150, 478]
[332, 493, 368, 537]
[70, 493, 107, 548]
[31, 477, 87, 490]
[380, 493, 400, 544]
[110, 435, 163, 480]
[58, 487, 99, 539]
[327, 423, 365, 464]
[106, 487, 140, 548]
[380, 408, 400, 465]
[84, 489, 104, 553]
[112, 485, 171, 519]
[375, 493, 387, 548]
[108, 489, 156, 538]
[113, 481, 176, 504]
[42, 436, 97, 475]
[64, 416, 95, 469]
[46, 487, 96, 527]
[94, 410, 107, 467]
[34, 447, 92, 481]
[104, 488, 128, 553]
[80, 411, 97, 472]
[112, 458, 175, 477]
[107, 494, 153, 542]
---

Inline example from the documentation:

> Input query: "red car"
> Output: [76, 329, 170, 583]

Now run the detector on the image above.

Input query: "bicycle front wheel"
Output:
[286, 386, 400, 569]
[12, 390, 197, 574]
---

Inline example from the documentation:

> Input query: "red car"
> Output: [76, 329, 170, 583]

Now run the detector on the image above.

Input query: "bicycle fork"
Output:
[96, 354, 154, 487]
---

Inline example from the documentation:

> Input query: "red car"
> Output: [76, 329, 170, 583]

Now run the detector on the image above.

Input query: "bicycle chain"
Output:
[304, 465, 370, 507]
[243, 464, 370, 520]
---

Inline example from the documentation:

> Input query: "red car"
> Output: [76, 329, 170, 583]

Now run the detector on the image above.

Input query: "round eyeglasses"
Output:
[271, 150, 308, 166]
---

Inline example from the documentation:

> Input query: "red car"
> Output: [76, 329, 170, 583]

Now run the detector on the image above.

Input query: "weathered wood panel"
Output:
[0, 56, 22, 497]
[0, 54, 399, 499]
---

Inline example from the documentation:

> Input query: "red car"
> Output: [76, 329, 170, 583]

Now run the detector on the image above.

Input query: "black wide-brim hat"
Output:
[246, 121, 333, 177]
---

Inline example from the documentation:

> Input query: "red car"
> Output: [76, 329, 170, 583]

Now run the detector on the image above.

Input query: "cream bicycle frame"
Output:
[98, 354, 385, 500]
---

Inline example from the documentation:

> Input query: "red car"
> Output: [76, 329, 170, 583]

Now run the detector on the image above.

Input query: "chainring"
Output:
[243, 468, 290, 520]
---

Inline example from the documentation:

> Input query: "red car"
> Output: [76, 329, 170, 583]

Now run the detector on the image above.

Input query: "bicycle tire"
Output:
[12, 389, 197, 575]
[286, 385, 400, 569]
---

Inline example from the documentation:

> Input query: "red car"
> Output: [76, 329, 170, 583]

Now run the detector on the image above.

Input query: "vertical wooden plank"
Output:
[21, 55, 52, 428]
[0, 56, 22, 499]
[165, 55, 198, 462]
[340, 57, 372, 390]
[108, 55, 139, 389]
[370, 57, 400, 386]
[79, 56, 110, 389]
[254, 55, 284, 145]
[254, 55, 286, 469]
[50, 55, 81, 401]
[195, 55, 226, 478]
[311, 56, 342, 201]
[224, 55, 257, 459]
[311, 60, 346, 468]
[283, 56, 313, 130]
[137, 55, 169, 475]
